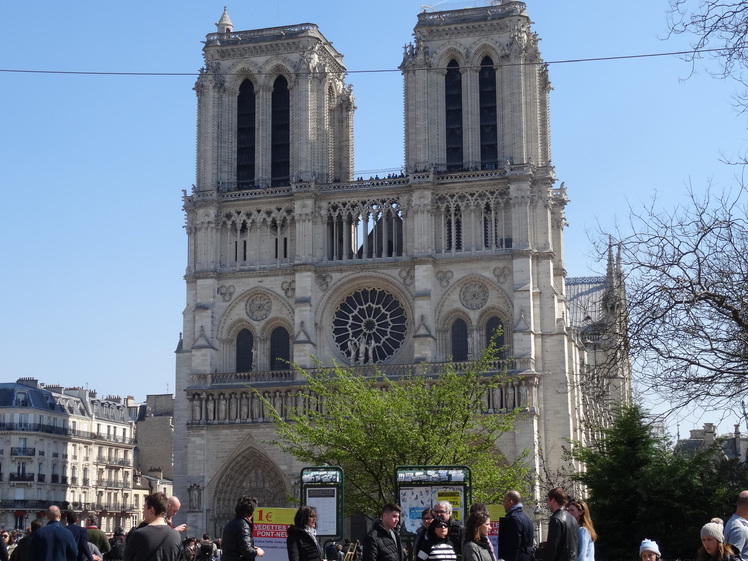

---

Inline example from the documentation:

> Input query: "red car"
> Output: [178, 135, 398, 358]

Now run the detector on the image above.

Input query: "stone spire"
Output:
[215, 7, 233, 34]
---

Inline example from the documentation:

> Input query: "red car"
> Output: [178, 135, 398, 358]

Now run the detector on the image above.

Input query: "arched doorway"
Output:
[210, 448, 292, 537]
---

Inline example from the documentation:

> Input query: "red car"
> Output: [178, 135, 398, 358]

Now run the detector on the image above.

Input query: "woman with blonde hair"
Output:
[567, 499, 597, 561]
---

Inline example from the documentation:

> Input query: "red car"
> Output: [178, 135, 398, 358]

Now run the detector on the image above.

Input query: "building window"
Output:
[332, 288, 407, 364]
[451, 319, 469, 361]
[486, 316, 506, 357]
[479, 56, 498, 169]
[271, 76, 290, 187]
[445, 60, 463, 171]
[446, 214, 462, 251]
[236, 329, 254, 372]
[237, 79, 256, 189]
[269, 327, 290, 371]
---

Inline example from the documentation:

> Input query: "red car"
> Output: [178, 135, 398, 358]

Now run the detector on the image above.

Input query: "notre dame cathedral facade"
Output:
[173, 2, 631, 537]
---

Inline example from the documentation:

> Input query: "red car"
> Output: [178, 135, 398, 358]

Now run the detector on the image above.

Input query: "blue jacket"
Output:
[28, 520, 78, 561]
[498, 504, 535, 561]
[66, 523, 94, 561]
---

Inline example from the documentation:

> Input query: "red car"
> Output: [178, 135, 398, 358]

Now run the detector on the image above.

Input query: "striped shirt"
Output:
[419, 542, 457, 561]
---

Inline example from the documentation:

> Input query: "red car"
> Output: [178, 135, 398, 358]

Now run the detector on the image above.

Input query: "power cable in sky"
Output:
[0, 47, 729, 77]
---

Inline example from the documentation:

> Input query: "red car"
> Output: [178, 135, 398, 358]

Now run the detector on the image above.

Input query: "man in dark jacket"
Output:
[498, 491, 535, 561]
[9, 519, 42, 561]
[363, 504, 403, 561]
[28, 505, 78, 561]
[221, 495, 265, 561]
[65, 511, 94, 561]
[540, 488, 578, 561]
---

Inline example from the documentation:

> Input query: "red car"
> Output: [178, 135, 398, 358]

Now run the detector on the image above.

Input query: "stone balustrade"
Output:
[187, 360, 538, 425]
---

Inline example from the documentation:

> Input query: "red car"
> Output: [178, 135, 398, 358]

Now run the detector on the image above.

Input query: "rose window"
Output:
[333, 288, 407, 364]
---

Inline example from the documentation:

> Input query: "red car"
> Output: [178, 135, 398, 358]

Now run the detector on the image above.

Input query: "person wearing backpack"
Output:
[104, 527, 126, 560]
[197, 534, 217, 561]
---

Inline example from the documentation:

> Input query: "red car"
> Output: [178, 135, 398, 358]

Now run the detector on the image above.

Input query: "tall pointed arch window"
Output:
[445, 60, 463, 171]
[451, 319, 469, 362]
[237, 80, 256, 189]
[270, 326, 290, 371]
[236, 329, 254, 372]
[446, 211, 462, 251]
[271, 76, 290, 187]
[486, 316, 506, 358]
[479, 56, 498, 169]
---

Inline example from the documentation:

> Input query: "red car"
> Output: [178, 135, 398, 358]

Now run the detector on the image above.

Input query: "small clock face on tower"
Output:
[332, 288, 407, 365]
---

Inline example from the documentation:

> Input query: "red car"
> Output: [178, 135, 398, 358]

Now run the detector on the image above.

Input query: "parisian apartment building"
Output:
[0, 378, 174, 532]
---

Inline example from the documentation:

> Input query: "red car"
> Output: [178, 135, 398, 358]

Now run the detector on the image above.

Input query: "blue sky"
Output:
[1, 1, 745, 435]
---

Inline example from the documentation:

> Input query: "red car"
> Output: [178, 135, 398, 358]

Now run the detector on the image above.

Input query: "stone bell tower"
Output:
[194, 7, 354, 193]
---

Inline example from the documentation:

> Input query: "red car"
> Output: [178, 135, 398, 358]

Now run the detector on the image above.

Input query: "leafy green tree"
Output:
[573, 405, 744, 560]
[263, 346, 530, 518]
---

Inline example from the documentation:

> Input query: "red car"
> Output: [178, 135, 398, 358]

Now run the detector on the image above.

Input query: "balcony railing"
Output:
[10, 447, 35, 457]
[195, 358, 524, 388]
[0, 499, 65, 509]
[9, 473, 34, 482]
[0, 423, 135, 444]
[90, 502, 136, 512]
[51, 474, 59, 483]
[95, 456, 132, 467]
[37, 474, 45, 482]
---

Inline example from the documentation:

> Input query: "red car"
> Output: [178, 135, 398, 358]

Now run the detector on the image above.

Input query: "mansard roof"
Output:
[0, 379, 131, 422]
[0, 380, 90, 416]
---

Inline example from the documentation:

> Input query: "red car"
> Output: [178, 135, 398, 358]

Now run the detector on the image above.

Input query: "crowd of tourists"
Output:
[5, 487, 748, 561]
[0, 493, 200, 561]
[354, 487, 748, 561]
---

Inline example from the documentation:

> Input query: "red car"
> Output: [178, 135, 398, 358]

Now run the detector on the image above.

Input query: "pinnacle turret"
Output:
[215, 7, 233, 33]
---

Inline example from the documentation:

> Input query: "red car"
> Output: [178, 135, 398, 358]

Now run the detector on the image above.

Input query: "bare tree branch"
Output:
[667, 0, 748, 112]
[598, 184, 748, 414]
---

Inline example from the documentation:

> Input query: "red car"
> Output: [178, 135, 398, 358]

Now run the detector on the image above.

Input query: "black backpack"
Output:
[198, 541, 213, 560]
[104, 536, 126, 560]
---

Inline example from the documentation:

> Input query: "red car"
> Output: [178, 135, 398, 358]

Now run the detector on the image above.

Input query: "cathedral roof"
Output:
[566, 276, 606, 329]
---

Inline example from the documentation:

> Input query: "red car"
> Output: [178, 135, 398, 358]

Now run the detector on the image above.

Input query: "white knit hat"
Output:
[701, 518, 725, 543]
[640, 539, 661, 558]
